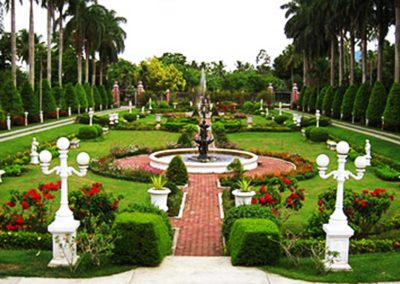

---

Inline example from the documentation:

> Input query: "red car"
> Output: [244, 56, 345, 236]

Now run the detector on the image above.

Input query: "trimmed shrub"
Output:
[166, 155, 188, 186]
[316, 86, 328, 111]
[123, 113, 136, 122]
[64, 83, 79, 112]
[353, 82, 371, 122]
[83, 83, 94, 107]
[309, 127, 330, 142]
[159, 101, 169, 109]
[322, 86, 335, 116]
[42, 80, 56, 117]
[366, 81, 388, 126]
[242, 101, 255, 114]
[332, 85, 347, 118]
[52, 86, 66, 111]
[123, 203, 173, 238]
[0, 231, 51, 250]
[0, 79, 24, 115]
[297, 86, 306, 110]
[93, 86, 103, 109]
[112, 212, 171, 266]
[213, 121, 228, 144]
[229, 218, 281, 266]
[107, 88, 114, 107]
[307, 87, 317, 113]
[383, 83, 400, 129]
[341, 85, 358, 121]
[301, 87, 310, 112]
[20, 80, 39, 121]
[274, 115, 289, 125]
[99, 85, 109, 109]
[222, 205, 281, 242]
[77, 125, 101, 140]
[75, 83, 88, 111]
[375, 166, 400, 181]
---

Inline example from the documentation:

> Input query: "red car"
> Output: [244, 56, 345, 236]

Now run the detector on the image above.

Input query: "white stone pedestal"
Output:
[30, 152, 39, 164]
[323, 222, 354, 271]
[48, 219, 80, 267]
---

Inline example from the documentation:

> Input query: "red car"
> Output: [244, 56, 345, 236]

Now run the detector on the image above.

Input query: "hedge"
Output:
[222, 205, 281, 242]
[77, 125, 102, 140]
[309, 127, 330, 142]
[75, 83, 88, 111]
[229, 218, 281, 266]
[374, 165, 400, 181]
[366, 81, 387, 126]
[341, 85, 358, 121]
[166, 155, 188, 186]
[112, 212, 171, 266]
[20, 80, 39, 121]
[322, 86, 335, 116]
[332, 85, 347, 118]
[382, 82, 400, 129]
[0, 79, 24, 115]
[64, 83, 79, 112]
[0, 231, 51, 250]
[352, 82, 371, 122]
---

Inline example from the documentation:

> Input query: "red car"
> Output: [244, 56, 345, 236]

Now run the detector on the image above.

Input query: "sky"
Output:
[4, 0, 292, 70]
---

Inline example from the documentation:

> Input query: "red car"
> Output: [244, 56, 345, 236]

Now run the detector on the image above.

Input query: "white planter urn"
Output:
[232, 189, 256, 207]
[148, 187, 171, 211]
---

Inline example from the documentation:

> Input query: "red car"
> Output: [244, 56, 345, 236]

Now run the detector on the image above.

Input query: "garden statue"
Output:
[141, 106, 145, 114]
[30, 137, 40, 164]
[365, 139, 371, 166]
[24, 111, 29, 126]
[194, 120, 214, 162]
[291, 83, 299, 109]
[6, 115, 11, 131]
[266, 83, 275, 108]
[166, 89, 170, 104]
[149, 98, 153, 110]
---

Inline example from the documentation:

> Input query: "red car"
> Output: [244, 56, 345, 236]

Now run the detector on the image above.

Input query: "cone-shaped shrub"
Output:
[301, 87, 310, 112]
[42, 80, 56, 117]
[382, 82, 400, 129]
[53, 86, 67, 110]
[307, 87, 317, 113]
[316, 86, 328, 111]
[75, 83, 88, 111]
[366, 81, 388, 126]
[64, 83, 79, 112]
[322, 86, 335, 116]
[107, 88, 114, 107]
[83, 83, 94, 107]
[93, 86, 102, 110]
[341, 85, 358, 121]
[99, 85, 109, 108]
[0, 79, 24, 115]
[298, 86, 306, 111]
[352, 83, 371, 122]
[166, 155, 188, 186]
[20, 80, 39, 120]
[332, 85, 347, 118]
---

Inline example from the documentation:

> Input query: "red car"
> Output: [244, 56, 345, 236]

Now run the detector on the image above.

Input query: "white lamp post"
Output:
[247, 115, 253, 128]
[77, 105, 81, 115]
[24, 112, 29, 126]
[6, 115, 11, 131]
[279, 102, 282, 116]
[148, 98, 152, 110]
[381, 116, 384, 130]
[296, 116, 302, 127]
[260, 99, 264, 111]
[68, 107, 72, 117]
[39, 137, 90, 267]
[88, 108, 94, 126]
[156, 113, 161, 129]
[141, 106, 145, 114]
[56, 108, 60, 120]
[40, 111, 44, 123]
[265, 108, 269, 117]
[316, 109, 321, 128]
[129, 100, 133, 113]
[316, 141, 368, 271]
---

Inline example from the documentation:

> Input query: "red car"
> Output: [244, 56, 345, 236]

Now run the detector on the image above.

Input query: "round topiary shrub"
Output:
[274, 115, 289, 125]
[159, 101, 169, 109]
[222, 205, 281, 242]
[123, 113, 137, 122]
[366, 81, 388, 126]
[309, 127, 330, 142]
[242, 101, 254, 114]
[77, 125, 101, 140]
[166, 155, 188, 186]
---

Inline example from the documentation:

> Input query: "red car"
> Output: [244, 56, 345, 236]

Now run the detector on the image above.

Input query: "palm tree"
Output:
[28, 0, 39, 89]
[395, 0, 400, 83]
[41, 0, 55, 85]
[4, 0, 22, 86]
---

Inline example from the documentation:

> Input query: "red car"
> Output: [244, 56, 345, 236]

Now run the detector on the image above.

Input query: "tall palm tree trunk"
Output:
[47, 2, 52, 85]
[77, 52, 82, 84]
[349, 29, 355, 85]
[58, 15, 64, 87]
[361, 31, 368, 83]
[99, 62, 103, 85]
[377, 25, 384, 82]
[395, 0, 400, 83]
[303, 52, 307, 86]
[330, 36, 336, 86]
[91, 56, 96, 86]
[11, 0, 17, 86]
[85, 47, 90, 83]
[28, 0, 35, 89]
[339, 30, 344, 87]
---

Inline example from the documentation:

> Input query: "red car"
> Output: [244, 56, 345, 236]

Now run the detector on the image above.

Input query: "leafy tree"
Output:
[20, 80, 39, 120]
[352, 83, 371, 122]
[0, 79, 24, 115]
[75, 83, 88, 111]
[341, 85, 358, 121]
[366, 81, 388, 126]
[42, 79, 56, 117]
[64, 83, 79, 112]
[332, 86, 347, 118]
[322, 86, 335, 116]
[382, 82, 400, 129]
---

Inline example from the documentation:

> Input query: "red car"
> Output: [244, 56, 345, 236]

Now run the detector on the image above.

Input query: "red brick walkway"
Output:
[172, 174, 224, 256]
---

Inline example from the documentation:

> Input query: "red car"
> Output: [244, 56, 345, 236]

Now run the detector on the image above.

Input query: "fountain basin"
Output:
[149, 148, 258, 174]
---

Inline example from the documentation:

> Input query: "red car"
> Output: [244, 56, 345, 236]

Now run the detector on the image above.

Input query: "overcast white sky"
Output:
[3, 0, 395, 70]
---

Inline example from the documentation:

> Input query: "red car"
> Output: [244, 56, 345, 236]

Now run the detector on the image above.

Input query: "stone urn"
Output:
[148, 187, 171, 211]
[232, 189, 255, 207]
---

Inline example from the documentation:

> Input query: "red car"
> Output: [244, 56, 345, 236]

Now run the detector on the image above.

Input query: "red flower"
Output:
[93, 183, 103, 188]
[6, 201, 16, 208]
[264, 194, 273, 203]
[361, 200, 369, 207]
[260, 185, 266, 193]
[6, 223, 17, 231]
[282, 178, 292, 185]
[292, 193, 299, 199]
[319, 207, 324, 213]
[390, 195, 395, 202]
[317, 199, 323, 206]
[43, 192, 55, 200]
[57, 180, 62, 187]
[21, 201, 29, 210]
[362, 189, 369, 194]
[287, 197, 293, 205]
[89, 187, 100, 196]
[259, 196, 266, 204]
[251, 198, 257, 204]
[15, 216, 24, 225]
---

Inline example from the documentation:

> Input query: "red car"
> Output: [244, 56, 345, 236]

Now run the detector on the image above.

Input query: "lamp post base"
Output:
[48, 219, 80, 268]
[323, 222, 354, 271]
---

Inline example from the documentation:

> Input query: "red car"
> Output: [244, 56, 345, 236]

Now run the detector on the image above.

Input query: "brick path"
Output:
[172, 174, 224, 256]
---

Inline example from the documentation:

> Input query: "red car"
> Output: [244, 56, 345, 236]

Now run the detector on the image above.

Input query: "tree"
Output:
[395, 0, 400, 83]
[322, 86, 335, 116]
[316, 85, 328, 111]
[28, 0, 39, 89]
[52, 85, 66, 110]
[75, 83, 88, 111]
[83, 82, 93, 107]
[20, 80, 39, 121]
[42, 79, 56, 117]
[341, 85, 358, 121]
[0, 79, 24, 115]
[98, 85, 108, 108]
[352, 83, 371, 122]
[64, 82, 79, 111]
[92, 85, 102, 109]
[332, 85, 347, 118]
[382, 82, 400, 129]
[307, 87, 317, 113]
[366, 81, 388, 126]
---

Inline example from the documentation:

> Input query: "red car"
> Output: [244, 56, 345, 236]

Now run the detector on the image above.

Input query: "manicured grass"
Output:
[263, 252, 400, 283]
[0, 249, 133, 278]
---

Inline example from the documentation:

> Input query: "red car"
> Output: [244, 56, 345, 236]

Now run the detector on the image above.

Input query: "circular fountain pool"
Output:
[149, 148, 258, 173]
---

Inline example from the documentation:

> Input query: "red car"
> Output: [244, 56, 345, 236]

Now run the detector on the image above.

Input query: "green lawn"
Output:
[263, 252, 400, 283]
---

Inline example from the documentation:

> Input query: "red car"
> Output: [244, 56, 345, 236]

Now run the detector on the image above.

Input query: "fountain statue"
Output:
[194, 120, 214, 162]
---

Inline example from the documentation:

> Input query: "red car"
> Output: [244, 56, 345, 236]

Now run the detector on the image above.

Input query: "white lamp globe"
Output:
[39, 150, 52, 163]
[57, 137, 70, 150]
[77, 152, 90, 165]
[354, 156, 367, 169]
[336, 141, 350, 155]
[316, 154, 330, 167]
